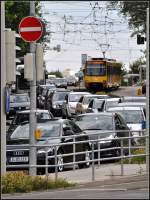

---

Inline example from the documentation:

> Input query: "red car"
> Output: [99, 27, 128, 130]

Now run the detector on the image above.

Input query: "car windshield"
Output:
[53, 92, 68, 101]
[10, 95, 29, 103]
[106, 101, 119, 109]
[84, 96, 97, 104]
[95, 100, 105, 108]
[10, 123, 61, 139]
[75, 115, 113, 130]
[13, 113, 50, 125]
[114, 110, 144, 124]
[69, 94, 83, 102]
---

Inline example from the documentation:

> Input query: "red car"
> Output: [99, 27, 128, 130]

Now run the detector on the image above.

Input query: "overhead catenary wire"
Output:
[41, 1, 146, 71]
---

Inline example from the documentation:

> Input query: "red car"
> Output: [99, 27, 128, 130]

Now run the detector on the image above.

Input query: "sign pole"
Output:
[29, 1, 36, 176]
[1, 1, 6, 175]
[146, 8, 149, 174]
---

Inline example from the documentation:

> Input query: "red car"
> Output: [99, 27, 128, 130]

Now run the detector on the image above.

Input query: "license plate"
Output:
[10, 157, 28, 162]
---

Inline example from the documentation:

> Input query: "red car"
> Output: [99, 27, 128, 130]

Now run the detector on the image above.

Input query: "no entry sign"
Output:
[19, 16, 43, 42]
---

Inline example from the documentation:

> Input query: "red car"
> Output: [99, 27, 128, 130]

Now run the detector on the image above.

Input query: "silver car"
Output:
[62, 92, 90, 118]
[107, 106, 146, 143]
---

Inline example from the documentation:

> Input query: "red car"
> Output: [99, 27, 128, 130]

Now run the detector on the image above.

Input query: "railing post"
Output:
[120, 139, 124, 176]
[45, 149, 48, 177]
[98, 135, 100, 167]
[54, 146, 58, 181]
[73, 135, 76, 171]
[92, 141, 95, 181]
[129, 131, 131, 164]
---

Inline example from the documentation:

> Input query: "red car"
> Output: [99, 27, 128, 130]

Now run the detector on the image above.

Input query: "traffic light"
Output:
[5, 29, 16, 83]
[36, 43, 44, 81]
[137, 34, 145, 44]
[24, 53, 34, 80]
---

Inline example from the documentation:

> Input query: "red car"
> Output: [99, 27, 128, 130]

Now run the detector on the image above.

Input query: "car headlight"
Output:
[53, 105, 56, 108]
[100, 135, 114, 144]
[26, 106, 30, 109]
[37, 147, 54, 154]
[53, 104, 61, 109]
[37, 149, 46, 154]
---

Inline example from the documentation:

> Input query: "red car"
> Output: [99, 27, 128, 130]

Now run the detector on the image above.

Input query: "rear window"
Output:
[10, 95, 29, 103]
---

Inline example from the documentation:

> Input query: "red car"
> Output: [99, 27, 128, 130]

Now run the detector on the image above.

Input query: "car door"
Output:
[61, 121, 74, 162]
[114, 114, 130, 147]
[61, 94, 68, 117]
[68, 120, 89, 161]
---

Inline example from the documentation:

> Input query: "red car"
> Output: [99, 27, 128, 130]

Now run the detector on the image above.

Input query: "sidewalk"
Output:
[46, 163, 147, 184]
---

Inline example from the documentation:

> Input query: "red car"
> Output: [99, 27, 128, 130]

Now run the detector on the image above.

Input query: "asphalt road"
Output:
[2, 177, 148, 199]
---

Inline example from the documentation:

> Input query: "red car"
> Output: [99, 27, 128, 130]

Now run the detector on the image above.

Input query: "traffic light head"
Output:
[137, 34, 145, 44]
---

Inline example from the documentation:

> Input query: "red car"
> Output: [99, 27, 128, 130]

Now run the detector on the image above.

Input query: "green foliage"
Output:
[120, 63, 127, 76]
[107, 1, 148, 37]
[48, 70, 63, 78]
[119, 148, 146, 164]
[5, 1, 49, 57]
[2, 171, 76, 193]
[129, 58, 146, 74]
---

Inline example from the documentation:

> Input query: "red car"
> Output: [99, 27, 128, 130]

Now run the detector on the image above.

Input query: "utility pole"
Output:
[1, 1, 6, 175]
[146, 7, 149, 174]
[29, 1, 37, 176]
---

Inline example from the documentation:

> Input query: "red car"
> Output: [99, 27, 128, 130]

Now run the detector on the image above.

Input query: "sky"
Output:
[40, 1, 146, 73]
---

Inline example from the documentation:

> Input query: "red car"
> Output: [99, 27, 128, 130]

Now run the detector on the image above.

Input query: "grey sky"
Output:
[40, 1, 146, 73]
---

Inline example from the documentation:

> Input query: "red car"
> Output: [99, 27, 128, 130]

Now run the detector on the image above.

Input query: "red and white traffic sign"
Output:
[19, 16, 43, 42]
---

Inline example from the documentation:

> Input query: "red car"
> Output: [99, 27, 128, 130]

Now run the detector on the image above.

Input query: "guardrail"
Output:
[6, 129, 148, 181]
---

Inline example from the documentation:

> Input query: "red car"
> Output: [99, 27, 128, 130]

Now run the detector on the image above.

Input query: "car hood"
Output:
[83, 129, 115, 140]
[53, 101, 64, 105]
[127, 123, 142, 131]
[37, 138, 61, 146]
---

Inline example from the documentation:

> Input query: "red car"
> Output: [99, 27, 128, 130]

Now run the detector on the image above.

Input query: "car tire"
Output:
[57, 151, 64, 172]
[78, 148, 91, 169]
[113, 141, 121, 157]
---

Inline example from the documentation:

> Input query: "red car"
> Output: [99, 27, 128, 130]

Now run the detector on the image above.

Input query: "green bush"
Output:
[120, 148, 146, 164]
[2, 171, 76, 193]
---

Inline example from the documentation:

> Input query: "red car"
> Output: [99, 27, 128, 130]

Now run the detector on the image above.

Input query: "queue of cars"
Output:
[6, 84, 147, 174]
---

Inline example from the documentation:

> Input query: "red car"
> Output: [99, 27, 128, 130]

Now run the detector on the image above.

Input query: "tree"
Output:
[48, 70, 63, 78]
[5, 1, 49, 57]
[129, 58, 146, 74]
[107, 1, 149, 37]
[120, 63, 127, 76]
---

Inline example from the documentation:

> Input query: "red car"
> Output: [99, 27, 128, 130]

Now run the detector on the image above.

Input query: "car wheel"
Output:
[57, 152, 64, 172]
[113, 141, 121, 157]
[78, 148, 91, 169]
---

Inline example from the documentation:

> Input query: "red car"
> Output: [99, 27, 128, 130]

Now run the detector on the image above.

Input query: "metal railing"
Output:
[6, 129, 148, 181]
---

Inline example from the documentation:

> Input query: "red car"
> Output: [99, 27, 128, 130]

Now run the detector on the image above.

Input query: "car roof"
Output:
[16, 109, 49, 114]
[122, 96, 146, 99]
[69, 92, 90, 95]
[54, 88, 71, 92]
[107, 106, 143, 111]
[117, 102, 146, 106]
[10, 93, 29, 96]
[83, 94, 108, 97]
[105, 97, 121, 102]
[76, 112, 114, 117]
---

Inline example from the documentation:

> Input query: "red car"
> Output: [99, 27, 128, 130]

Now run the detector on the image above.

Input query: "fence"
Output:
[6, 129, 148, 181]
